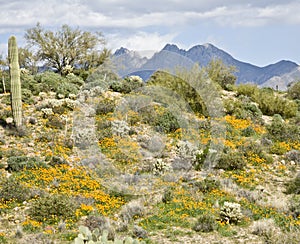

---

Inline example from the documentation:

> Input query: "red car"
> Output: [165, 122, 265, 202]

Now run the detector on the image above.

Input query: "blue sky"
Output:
[0, 0, 299, 66]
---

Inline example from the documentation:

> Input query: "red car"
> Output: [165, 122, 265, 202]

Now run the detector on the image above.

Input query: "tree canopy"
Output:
[24, 23, 109, 74]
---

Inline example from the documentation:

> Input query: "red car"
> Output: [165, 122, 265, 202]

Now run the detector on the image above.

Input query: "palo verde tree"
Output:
[205, 59, 237, 90]
[24, 23, 109, 74]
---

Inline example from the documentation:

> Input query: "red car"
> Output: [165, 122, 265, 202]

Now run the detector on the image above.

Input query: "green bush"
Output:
[285, 174, 300, 194]
[267, 114, 300, 142]
[155, 109, 180, 133]
[0, 177, 33, 203]
[288, 81, 300, 100]
[216, 151, 246, 170]
[7, 156, 47, 172]
[110, 76, 144, 94]
[193, 213, 217, 232]
[194, 178, 221, 193]
[22, 88, 34, 104]
[236, 84, 259, 98]
[289, 195, 300, 219]
[28, 194, 78, 224]
[95, 99, 115, 115]
[148, 70, 207, 115]
[46, 115, 66, 129]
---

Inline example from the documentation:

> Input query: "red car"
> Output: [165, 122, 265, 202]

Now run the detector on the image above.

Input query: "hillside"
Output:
[0, 67, 299, 244]
[112, 44, 298, 86]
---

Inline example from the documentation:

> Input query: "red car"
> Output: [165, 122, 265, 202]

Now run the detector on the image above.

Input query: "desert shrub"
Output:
[22, 88, 34, 104]
[251, 218, 277, 242]
[7, 156, 47, 172]
[267, 114, 300, 142]
[148, 70, 207, 115]
[46, 115, 66, 129]
[236, 83, 259, 98]
[65, 73, 84, 87]
[216, 151, 246, 170]
[0, 177, 33, 203]
[32, 71, 82, 97]
[254, 89, 297, 118]
[34, 71, 62, 93]
[205, 59, 237, 90]
[269, 142, 290, 155]
[288, 80, 300, 100]
[133, 225, 148, 239]
[28, 194, 78, 224]
[193, 213, 217, 232]
[224, 97, 263, 123]
[21, 73, 40, 95]
[155, 109, 180, 133]
[110, 75, 144, 94]
[162, 188, 174, 204]
[48, 156, 68, 167]
[56, 81, 80, 98]
[285, 150, 300, 164]
[285, 174, 300, 194]
[84, 215, 115, 240]
[95, 98, 115, 115]
[194, 178, 221, 193]
[220, 201, 243, 224]
[239, 141, 273, 164]
[288, 195, 300, 220]
[120, 200, 145, 224]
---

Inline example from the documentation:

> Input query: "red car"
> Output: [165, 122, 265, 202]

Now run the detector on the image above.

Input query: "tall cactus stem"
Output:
[8, 36, 22, 129]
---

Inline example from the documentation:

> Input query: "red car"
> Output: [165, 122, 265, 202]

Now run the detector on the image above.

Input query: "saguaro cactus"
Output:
[8, 36, 22, 129]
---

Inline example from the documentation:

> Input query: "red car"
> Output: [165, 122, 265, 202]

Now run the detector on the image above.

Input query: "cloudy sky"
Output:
[0, 0, 299, 66]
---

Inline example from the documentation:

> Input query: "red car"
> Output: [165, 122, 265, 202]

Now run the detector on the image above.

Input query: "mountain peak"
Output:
[162, 44, 180, 52]
[114, 47, 130, 56]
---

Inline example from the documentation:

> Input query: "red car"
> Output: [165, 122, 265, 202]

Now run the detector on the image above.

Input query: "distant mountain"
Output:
[112, 43, 299, 87]
[112, 47, 148, 77]
[260, 66, 300, 91]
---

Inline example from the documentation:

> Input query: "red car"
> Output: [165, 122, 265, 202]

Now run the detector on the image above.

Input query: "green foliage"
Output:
[254, 88, 297, 118]
[266, 114, 300, 142]
[216, 151, 246, 170]
[193, 213, 217, 232]
[155, 109, 180, 133]
[138, 104, 180, 133]
[289, 195, 300, 219]
[162, 188, 174, 204]
[236, 83, 259, 97]
[205, 59, 237, 90]
[7, 156, 47, 172]
[224, 96, 262, 122]
[194, 178, 221, 193]
[33, 71, 82, 97]
[288, 81, 300, 100]
[110, 76, 144, 94]
[96, 99, 116, 115]
[28, 194, 78, 224]
[148, 70, 206, 115]
[285, 174, 300, 194]
[0, 177, 32, 203]
[25, 23, 107, 73]
[236, 84, 298, 118]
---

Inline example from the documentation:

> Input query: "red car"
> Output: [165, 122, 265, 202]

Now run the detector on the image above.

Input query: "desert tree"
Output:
[205, 59, 237, 90]
[24, 23, 109, 74]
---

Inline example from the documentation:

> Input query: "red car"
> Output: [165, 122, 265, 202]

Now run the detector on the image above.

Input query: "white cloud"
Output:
[106, 32, 177, 56]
